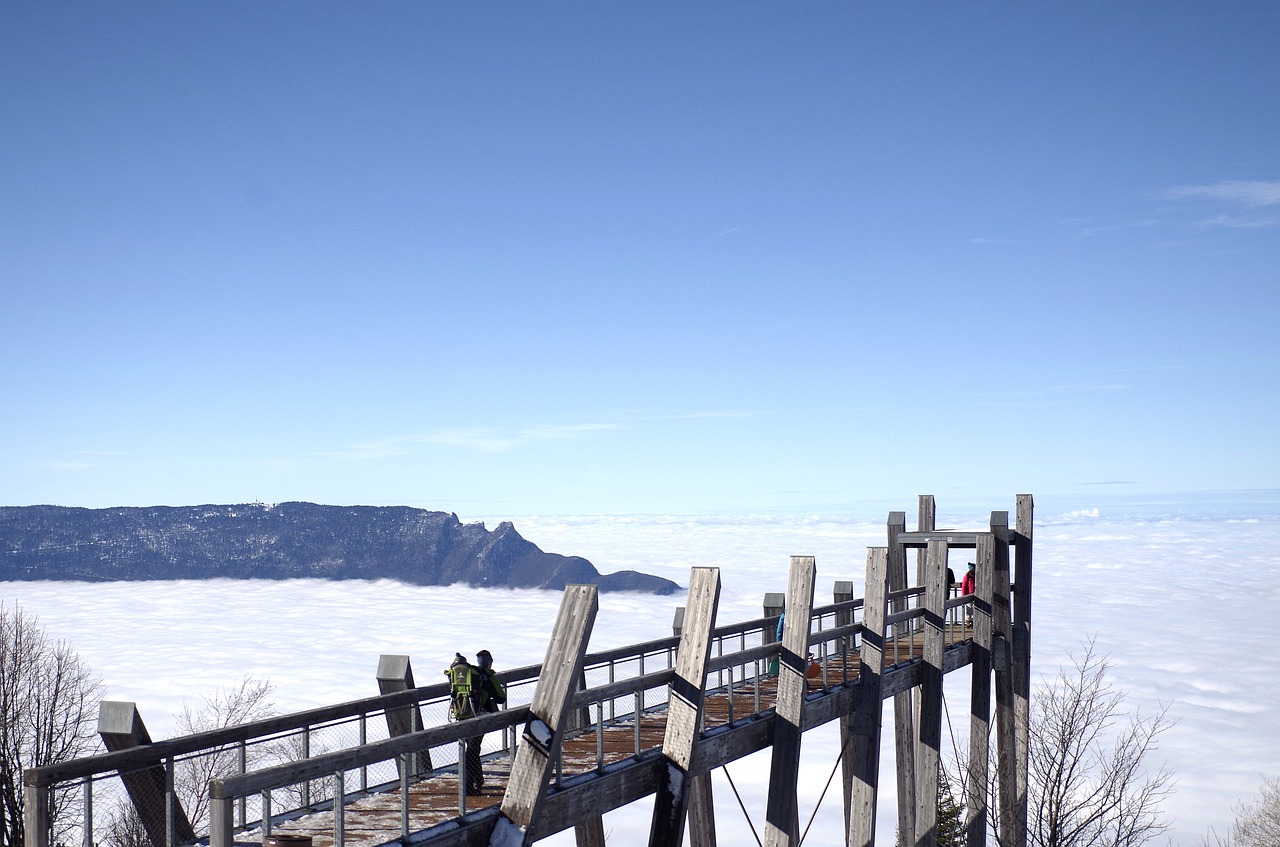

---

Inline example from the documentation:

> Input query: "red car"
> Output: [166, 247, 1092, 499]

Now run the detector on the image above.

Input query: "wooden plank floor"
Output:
[251, 623, 973, 847]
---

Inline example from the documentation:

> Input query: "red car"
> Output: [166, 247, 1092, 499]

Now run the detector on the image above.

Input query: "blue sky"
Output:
[3, 3, 1278, 515]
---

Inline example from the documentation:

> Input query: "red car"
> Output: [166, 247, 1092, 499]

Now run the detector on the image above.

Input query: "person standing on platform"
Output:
[450, 649, 505, 795]
[961, 561, 977, 625]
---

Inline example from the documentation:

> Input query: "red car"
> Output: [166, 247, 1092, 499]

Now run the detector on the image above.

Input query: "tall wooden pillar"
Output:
[495, 584, 599, 847]
[966, 534, 995, 846]
[834, 578, 856, 839]
[887, 511, 915, 842]
[763, 556, 817, 847]
[650, 567, 721, 847]
[991, 510, 1016, 847]
[1009, 495, 1034, 847]
[847, 547, 890, 847]
[913, 540, 947, 847]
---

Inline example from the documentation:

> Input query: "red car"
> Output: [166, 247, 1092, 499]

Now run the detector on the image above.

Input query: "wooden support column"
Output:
[377, 654, 430, 775]
[1009, 495, 1034, 847]
[966, 534, 995, 847]
[573, 818, 607, 847]
[764, 591, 785, 677]
[913, 540, 947, 847]
[22, 770, 51, 847]
[650, 567, 721, 847]
[98, 701, 196, 847]
[847, 547, 890, 847]
[763, 556, 817, 847]
[991, 510, 1017, 847]
[887, 511, 915, 843]
[494, 584, 599, 847]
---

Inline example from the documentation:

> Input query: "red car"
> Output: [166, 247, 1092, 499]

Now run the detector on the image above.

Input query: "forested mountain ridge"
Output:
[0, 502, 679, 593]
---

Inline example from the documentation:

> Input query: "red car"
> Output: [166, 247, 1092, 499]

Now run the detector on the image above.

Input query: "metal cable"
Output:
[721, 765, 765, 847]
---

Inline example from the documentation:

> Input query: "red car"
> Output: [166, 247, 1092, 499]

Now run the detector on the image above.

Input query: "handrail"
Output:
[211, 707, 531, 799]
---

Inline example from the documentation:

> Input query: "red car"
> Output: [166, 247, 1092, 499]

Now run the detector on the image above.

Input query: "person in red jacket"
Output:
[961, 562, 976, 626]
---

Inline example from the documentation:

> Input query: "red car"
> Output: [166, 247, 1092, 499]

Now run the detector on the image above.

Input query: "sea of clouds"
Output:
[5, 492, 1278, 846]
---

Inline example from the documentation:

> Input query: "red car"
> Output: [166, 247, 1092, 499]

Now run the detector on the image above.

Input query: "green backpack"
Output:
[446, 659, 478, 720]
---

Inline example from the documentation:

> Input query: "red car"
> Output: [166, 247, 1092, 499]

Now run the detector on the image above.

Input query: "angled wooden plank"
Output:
[763, 556, 817, 847]
[98, 701, 196, 847]
[913, 539, 947, 847]
[377, 655, 431, 775]
[966, 533, 995, 846]
[848, 546, 890, 847]
[649, 567, 721, 847]
[493, 584, 599, 846]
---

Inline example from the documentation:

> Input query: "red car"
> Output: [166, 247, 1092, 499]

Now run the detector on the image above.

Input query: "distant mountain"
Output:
[0, 502, 679, 594]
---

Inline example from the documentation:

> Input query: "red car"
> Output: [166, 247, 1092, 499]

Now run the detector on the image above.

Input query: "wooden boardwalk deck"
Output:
[257, 624, 974, 847]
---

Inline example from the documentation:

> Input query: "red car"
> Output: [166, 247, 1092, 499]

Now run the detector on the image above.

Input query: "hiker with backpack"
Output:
[444, 650, 506, 795]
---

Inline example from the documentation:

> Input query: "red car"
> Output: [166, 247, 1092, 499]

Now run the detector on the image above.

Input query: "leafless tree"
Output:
[0, 602, 103, 847]
[172, 676, 278, 831]
[1022, 638, 1175, 847]
[1227, 774, 1280, 847]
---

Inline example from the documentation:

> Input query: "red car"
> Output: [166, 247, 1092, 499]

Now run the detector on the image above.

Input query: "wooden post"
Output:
[834, 578, 855, 835]
[764, 591, 785, 677]
[913, 539, 947, 847]
[649, 567, 721, 847]
[887, 511, 915, 842]
[496, 584, 599, 846]
[574, 818, 607, 847]
[992, 510, 1018, 846]
[847, 547, 890, 847]
[688, 771, 718, 847]
[1010, 495, 1034, 847]
[966, 534, 995, 846]
[377, 655, 430, 775]
[22, 771, 50, 847]
[763, 556, 816, 847]
[209, 794, 233, 847]
[98, 701, 196, 847]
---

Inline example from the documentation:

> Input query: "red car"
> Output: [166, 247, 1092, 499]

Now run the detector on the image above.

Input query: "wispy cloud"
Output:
[337, 423, 622, 460]
[1164, 179, 1280, 207]
[1195, 213, 1280, 229]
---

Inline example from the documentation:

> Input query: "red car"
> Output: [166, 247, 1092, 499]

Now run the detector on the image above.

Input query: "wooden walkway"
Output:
[258, 626, 973, 847]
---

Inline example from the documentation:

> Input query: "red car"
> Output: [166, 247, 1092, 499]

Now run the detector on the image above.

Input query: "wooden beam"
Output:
[22, 769, 50, 847]
[377, 655, 430, 775]
[913, 539, 947, 847]
[1010, 494, 1034, 847]
[992, 510, 1018, 847]
[887, 510, 916, 844]
[763, 556, 817, 847]
[98, 701, 196, 847]
[497, 584, 599, 846]
[848, 547, 890, 847]
[573, 817, 606, 847]
[688, 772, 718, 847]
[649, 567, 721, 847]
[895, 531, 983, 548]
[966, 534, 995, 846]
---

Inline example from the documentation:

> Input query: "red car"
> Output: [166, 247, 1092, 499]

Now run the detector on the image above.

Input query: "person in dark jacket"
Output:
[447, 649, 506, 795]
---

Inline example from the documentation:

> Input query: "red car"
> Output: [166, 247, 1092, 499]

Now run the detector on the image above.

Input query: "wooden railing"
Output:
[25, 494, 1033, 847]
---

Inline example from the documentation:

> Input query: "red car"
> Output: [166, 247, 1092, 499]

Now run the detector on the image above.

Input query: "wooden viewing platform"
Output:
[25, 494, 1033, 847]
[257, 628, 976, 847]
